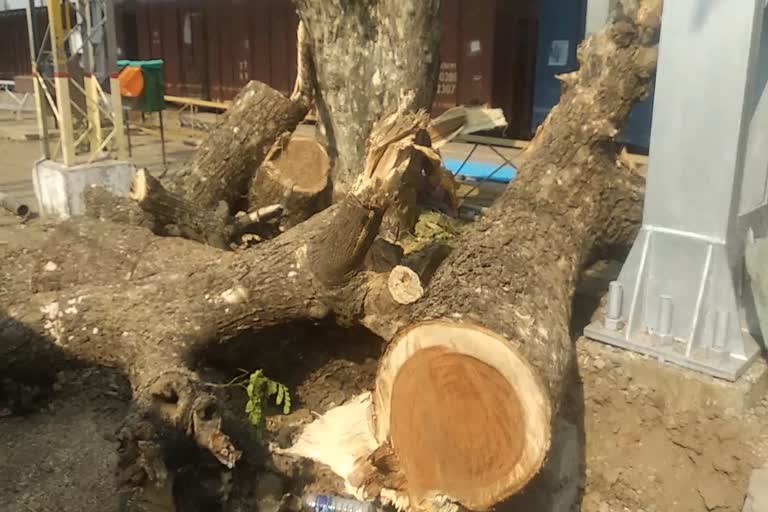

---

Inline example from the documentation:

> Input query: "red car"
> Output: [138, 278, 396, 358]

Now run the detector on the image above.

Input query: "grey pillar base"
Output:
[32, 158, 135, 220]
[586, 0, 768, 381]
[586, 226, 763, 381]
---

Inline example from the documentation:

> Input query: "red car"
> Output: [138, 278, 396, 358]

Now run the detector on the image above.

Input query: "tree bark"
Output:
[283, 4, 661, 511]
[1, 1, 658, 509]
[170, 80, 311, 213]
[131, 169, 233, 249]
[88, 23, 317, 250]
[0, 112, 430, 492]
[295, 0, 442, 196]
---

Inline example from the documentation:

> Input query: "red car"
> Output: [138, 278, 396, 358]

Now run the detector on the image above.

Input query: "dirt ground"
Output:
[575, 341, 768, 512]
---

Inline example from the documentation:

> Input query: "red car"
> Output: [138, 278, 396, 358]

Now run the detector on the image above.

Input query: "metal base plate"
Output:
[585, 319, 761, 381]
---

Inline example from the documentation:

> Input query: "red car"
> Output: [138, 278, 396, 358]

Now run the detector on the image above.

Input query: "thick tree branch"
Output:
[0, 112, 429, 482]
[281, 4, 662, 512]
[295, 0, 442, 194]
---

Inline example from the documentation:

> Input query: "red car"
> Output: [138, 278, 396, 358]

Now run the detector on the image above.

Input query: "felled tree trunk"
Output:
[249, 136, 331, 230]
[0, 112, 431, 497]
[89, 23, 317, 249]
[284, 4, 660, 511]
[1, 1, 657, 510]
[171, 80, 311, 213]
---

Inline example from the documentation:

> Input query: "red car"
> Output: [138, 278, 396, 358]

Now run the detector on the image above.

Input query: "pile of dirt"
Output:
[575, 340, 768, 512]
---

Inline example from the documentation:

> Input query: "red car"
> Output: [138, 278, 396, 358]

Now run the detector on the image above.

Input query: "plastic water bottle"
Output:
[303, 494, 375, 512]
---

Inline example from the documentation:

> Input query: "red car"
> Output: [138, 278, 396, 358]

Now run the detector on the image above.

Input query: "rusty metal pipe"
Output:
[0, 192, 30, 218]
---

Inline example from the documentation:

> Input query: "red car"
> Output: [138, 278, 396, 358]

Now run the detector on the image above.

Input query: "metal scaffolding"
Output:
[26, 0, 127, 166]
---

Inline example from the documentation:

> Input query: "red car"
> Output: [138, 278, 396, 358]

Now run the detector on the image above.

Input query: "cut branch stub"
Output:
[369, 320, 551, 511]
[249, 136, 331, 229]
[130, 169, 232, 249]
[387, 266, 423, 305]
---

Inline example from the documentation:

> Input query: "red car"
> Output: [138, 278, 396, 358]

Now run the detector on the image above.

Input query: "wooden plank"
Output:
[457, 134, 649, 165]
[164, 95, 231, 110]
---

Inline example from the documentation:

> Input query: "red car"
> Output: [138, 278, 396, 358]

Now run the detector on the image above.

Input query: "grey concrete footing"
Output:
[32, 158, 135, 220]
[580, 337, 768, 414]
[743, 469, 768, 512]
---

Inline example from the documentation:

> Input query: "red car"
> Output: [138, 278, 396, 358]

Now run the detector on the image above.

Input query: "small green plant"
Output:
[244, 369, 291, 433]
[213, 369, 291, 438]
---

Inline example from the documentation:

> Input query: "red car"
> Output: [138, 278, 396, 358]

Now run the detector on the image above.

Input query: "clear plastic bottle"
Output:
[303, 494, 375, 512]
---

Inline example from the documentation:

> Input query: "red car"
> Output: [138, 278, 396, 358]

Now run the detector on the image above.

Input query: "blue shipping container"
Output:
[531, 0, 655, 149]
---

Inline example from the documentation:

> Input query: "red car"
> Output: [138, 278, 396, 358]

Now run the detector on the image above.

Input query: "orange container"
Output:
[119, 66, 145, 97]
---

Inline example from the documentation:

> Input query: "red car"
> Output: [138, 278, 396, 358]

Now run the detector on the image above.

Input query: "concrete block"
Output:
[743, 469, 768, 512]
[32, 159, 135, 220]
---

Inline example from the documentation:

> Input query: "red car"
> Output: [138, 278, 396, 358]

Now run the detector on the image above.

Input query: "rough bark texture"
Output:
[249, 137, 331, 230]
[1, 1, 659, 509]
[171, 80, 311, 212]
[295, 0, 442, 195]
[84, 186, 154, 230]
[133, 169, 233, 249]
[0, 202, 367, 486]
[348, 4, 661, 509]
[0, 113, 430, 497]
[87, 24, 316, 249]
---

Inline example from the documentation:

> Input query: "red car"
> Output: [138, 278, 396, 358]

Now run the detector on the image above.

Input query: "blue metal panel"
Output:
[530, 0, 585, 130]
[531, 0, 655, 149]
[620, 79, 655, 149]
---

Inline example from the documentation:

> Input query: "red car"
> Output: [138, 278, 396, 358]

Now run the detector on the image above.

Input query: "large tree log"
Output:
[295, 0, 441, 194]
[90, 22, 318, 249]
[1, 2, 657, 510]
[0, 112, 431, 492]
[282, 3, 661, 511]
[170, 80, 311, 213]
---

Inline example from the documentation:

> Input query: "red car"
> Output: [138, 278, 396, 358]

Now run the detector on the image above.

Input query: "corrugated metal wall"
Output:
[0, 11, 31, 80]
[0, 1, 548, 141]
[132, 0, 518, 110]
[434, 0, 498, 113]
[492, 0, 539, 138]
[0, 8, 48, 81]
[134, 0, 298, 100]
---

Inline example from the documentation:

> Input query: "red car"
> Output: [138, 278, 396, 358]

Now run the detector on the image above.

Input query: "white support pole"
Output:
[104, 0, 128, 160]
[82, 0, 103, 151]
[48, 0, 76, 166]
[586, 0, 768, 380]
[26, 0, 50, 159]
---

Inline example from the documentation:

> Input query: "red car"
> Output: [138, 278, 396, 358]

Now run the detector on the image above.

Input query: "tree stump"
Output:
[249, 137, 331, 229]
